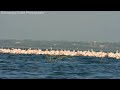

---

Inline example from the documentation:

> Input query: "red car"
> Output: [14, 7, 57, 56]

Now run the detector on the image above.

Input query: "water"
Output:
[0, 53, 120, 79]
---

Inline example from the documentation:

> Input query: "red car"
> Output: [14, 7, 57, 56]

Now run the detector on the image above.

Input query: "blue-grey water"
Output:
[0, 53, 120, 79]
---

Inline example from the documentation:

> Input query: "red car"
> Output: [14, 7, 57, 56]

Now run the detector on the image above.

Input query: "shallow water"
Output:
[0, 54, 120, 79]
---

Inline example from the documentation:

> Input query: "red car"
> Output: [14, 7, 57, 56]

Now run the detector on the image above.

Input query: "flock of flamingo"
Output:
[0, 48, 120, 59]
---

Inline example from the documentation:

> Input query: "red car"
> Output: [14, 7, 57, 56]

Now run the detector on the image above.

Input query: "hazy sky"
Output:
[0, 11, 120, 42]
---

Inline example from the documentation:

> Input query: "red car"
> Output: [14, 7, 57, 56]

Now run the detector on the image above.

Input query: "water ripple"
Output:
[0, 54, 120, 79]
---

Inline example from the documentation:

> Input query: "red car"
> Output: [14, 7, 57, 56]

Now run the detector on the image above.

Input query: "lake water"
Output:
[0, 53, 120, 79]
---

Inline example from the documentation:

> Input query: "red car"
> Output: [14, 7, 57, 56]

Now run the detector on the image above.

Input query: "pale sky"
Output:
[0, 11, 120, 42]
